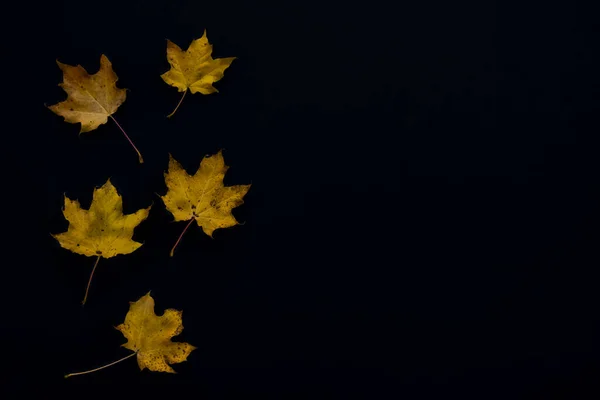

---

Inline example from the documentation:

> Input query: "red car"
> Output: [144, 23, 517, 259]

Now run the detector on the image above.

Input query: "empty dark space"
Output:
[3, 0, 599, 397]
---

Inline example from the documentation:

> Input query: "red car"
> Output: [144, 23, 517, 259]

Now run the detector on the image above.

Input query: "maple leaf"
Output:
[116, 292, 196, 373]
[53, 179, 151, 304]
[65, 292, 196, 377]
[47, 54, 144, 163]
[161, 150, 251, 256]
[161, 30, 236, 117]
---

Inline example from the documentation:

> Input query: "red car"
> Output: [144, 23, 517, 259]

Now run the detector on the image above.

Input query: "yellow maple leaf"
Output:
[47, 54, 144, 163]
[65, 292, 196, 377]
[53, 179, 151, 304]
[116, 292, 196, 373]
[161, 150, 251, 256]
[161, 30, 236, 117]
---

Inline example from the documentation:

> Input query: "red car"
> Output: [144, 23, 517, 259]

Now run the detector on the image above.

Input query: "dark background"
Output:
[3, 0, 599, 397]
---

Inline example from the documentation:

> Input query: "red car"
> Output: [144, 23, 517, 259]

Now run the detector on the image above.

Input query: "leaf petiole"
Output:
[82, 256, 101, 305]
[109, 115, 144, 164]
[167, 90, 187, 118]
[170, 218, 195, 257]
[64, 351, 137, 378]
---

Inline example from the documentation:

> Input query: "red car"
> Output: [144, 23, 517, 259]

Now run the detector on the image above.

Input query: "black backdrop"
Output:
[3, 0, 599, 397]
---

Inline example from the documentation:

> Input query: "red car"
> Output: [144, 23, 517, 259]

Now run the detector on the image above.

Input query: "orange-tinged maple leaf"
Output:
[161, 150, 251, 256]
[65, 292, 196, 377]
[161, 30, 236, 117]
[47, 54, 143, 163]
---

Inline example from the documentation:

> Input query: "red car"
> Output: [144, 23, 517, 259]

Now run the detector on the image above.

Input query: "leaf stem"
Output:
[82, 256, 101, 306]
[170, 218, 195, 257]
[167, 90, 187, 118]
[109, 115, 144, 164]
[64, 351, 137, 378]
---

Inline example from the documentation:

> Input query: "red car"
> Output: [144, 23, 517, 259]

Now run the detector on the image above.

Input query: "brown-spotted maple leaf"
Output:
[161, 150, 251, 256]
[47, 54, 144, 163]
[65, 292, 196, 377]
[52, 179, 151, 304]
[161, 30, 236, 117]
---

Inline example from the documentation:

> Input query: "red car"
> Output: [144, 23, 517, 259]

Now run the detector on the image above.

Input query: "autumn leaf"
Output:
[53, 179, 151, 304]
[161, 150, 251, 256]
[47, 54, 144, 163]
[161, 30, 236, 117]
[65, 292, 196, 377]
[116, 292, 196, 373]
